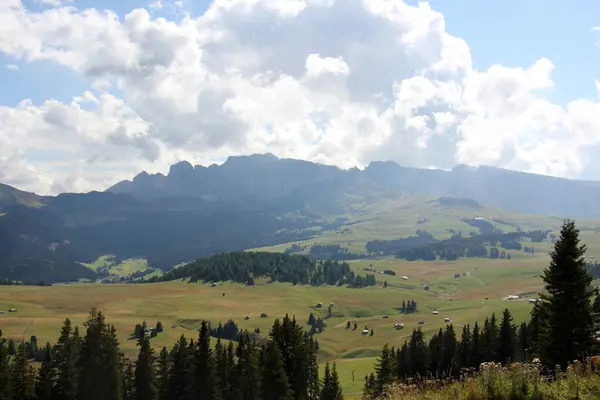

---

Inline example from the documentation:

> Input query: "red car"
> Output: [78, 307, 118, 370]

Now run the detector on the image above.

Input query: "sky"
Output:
[1, 0, 599, 195]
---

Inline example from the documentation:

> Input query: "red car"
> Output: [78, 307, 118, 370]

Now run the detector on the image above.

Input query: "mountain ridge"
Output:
[105, 154, 600, 218]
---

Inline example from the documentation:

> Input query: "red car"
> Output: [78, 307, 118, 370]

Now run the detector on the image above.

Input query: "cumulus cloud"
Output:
[5, 64, 18, 71]
[0, 0, 599, 194]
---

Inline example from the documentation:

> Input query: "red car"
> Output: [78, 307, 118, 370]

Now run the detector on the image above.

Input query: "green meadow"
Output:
[0, 256, 550, 398]
[3, 198, 600, 398]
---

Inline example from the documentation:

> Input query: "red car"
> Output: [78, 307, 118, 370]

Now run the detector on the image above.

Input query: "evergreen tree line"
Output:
[0, 279, 52, 286]
[366, 220, 600, 398]
[155, 252, 376, 288]
[0, 310, 345, 400]
[364, 307, 537, 399]
[367, 230, 550, 260]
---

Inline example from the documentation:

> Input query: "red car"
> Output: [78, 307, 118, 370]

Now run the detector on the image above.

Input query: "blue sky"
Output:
[2, 0, 600, 193]
[2, 0, 598, 108]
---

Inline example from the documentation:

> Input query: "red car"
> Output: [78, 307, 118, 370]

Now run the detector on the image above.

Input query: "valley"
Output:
[2, 155, 600, 398]
[0, 252, 581, 397]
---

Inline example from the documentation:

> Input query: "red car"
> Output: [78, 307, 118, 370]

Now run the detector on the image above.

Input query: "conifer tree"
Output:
[155, 347, 170, 400]
[234, 333, 261, 400]
[362, 373, 377, 400]
[470, 322, 483, 368]
[166, 335, 192, 400]
[374, 344, 394, 396]
[35, 360, 57, 400]
[54, 318, 79, 400]
[321, 362, 343, 400]
[534, 220, 599, 368]
[11, 342, 36, 400]
[193, 321, 220, 400]
[441, 324, 457, 376]
[0, 331, 12, 400]
[260, 339, 291, 400]
[498, 308, 516, 365]
[122, 359, 135, 400]
[77, 309, 123, 400]
[135, 338, 157, 400]
[457, 324, 472, 371]
[408, 329, 427, 377]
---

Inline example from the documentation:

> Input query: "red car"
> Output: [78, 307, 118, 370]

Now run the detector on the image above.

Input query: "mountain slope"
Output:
[109, 155, 600, 218]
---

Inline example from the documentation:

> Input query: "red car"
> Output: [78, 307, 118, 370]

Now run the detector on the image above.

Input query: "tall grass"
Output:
[390, 359, 600, 399]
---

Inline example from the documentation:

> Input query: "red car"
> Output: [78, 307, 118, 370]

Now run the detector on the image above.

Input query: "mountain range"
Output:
[2, 153, 600, 283]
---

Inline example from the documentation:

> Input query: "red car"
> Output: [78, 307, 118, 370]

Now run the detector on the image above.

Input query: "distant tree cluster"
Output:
[385, 230, 549, 262]
[310, 260, 376, 288]
[307, 313, 327, 335]
[209, 319, 255, 342]
[0, 279, 52, 286]
[462, 218, 503, 235]
[133, 321, 163, 340]
[400, 300, 417, 314]
[523, 246, 536, 253]
[489, 247, 511, 259]
[366, 230, 436, 256]
[0, 311, 343, 400]
[308, 244, 366, 260]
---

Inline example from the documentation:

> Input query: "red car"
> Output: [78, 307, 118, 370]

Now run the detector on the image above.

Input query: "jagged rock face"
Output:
[106, 154, 600, 218]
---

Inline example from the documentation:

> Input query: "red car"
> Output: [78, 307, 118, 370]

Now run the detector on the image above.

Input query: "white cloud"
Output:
[5, 64, 18, 71]
[0, 0, 599, 195]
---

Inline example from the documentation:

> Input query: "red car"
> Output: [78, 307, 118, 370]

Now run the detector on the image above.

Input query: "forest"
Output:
[0, 310, 343, 400]
[155, 252, 376, 288]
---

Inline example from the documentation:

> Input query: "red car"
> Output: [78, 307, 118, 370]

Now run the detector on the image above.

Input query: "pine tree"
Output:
[193, 321, 220, 400]
[135, 338, 157, 400]
[470, 322, 483, 368]
[155, 347, 170, 400]
[234, 333, 261, 400]
[77, 309, 123, 400]
[498, 308, 516, 365]
[11, 342, 36, 400]
[166, 335, 192, 400]
[54, 318, 79, 400]
[35, 360, 57, 400]
[260, 339, 291, 400]
[408, 329, 428, 377]
[122, 359, 135, 400]
[441, 324, 457, 376]
[0, 331, 12, 400]
[534, 220, 599, 368]
[457, 324, 472, 372]
[321, 362, 343, 400]
[374, 344, 394, 396]
[362, 372, 377, 400]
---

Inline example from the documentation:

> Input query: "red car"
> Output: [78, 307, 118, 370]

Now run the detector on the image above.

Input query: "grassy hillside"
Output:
[0, 255, 552, 398]
[250, 195, 600, 257]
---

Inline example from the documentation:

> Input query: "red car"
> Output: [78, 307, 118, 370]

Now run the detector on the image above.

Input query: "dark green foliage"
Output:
[166, 335, 193, 400]
[260, 340, 291, 400]
[11, 342, 36, 400]
[193, 321, 221, 399]
[122, 359, 135, 400]
[135, 338, 157, 400]
[155, 347, 170, 400]
[0, 331, 12, 400]
[54, 318, 80, 400]
[498, 308, 517, 364]
[35, 360, 56, 400]
[533, 220, 600, 368]
[210, 320, 242, 341]
[370, 230, 549, 261]
[321, 362, 343, 400]
[400, 300, 417, 314]
[77, 309, 123, 400]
